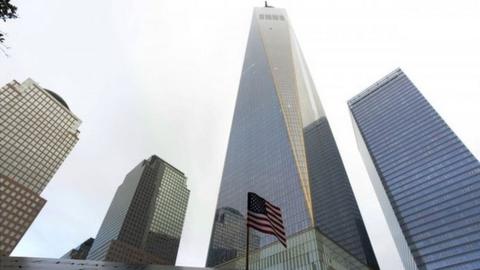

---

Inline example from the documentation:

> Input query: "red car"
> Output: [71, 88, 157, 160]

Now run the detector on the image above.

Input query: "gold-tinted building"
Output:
[206, 7, 378, 269]
[0, 78, 81, 255]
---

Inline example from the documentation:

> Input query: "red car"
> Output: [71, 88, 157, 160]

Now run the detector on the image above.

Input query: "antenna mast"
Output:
[264, 1, 273, 8]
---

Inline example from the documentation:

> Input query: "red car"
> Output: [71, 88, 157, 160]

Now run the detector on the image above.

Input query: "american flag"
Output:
[247, 192, 286, 247]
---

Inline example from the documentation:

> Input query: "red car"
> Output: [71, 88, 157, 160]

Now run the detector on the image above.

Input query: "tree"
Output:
[0, 0, 17, 55]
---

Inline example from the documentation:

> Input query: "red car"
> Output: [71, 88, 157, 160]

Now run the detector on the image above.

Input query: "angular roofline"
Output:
[149, 155, 187, 177]
[348, 68, 404, 106]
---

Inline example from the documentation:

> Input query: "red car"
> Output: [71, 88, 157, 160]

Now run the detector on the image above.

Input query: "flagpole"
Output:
[245, 225, 250, 270]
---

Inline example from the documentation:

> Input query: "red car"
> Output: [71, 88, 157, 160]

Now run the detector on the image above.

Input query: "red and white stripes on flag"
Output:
[247, 192, 287, 247]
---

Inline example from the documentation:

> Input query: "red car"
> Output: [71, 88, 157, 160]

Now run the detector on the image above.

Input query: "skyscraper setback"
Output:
[0, 78, 81, 256]
[206, 7, 378, 269]
[87, 155, 190, 265]
[349, 69, 480, 269]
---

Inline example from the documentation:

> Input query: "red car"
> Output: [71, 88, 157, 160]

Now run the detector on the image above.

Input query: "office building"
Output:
[0, 79, 81, 194]
[208, 207, 261, 262]
[0, 79, 81, 256]
[348, 68, 480, 269]
[61, 238, 94, 260]
[87, 155, 190, 265]
[0, 175, 46, 256]
[206, 7, 378, 269]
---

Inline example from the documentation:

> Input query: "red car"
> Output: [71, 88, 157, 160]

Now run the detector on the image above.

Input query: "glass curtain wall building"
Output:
[87, 155, 190, 265]
[217, 228, 370, 270]
[61, 238, 95, 260]
[206, 7, 378, 269]
[0, 78, 81, 256]
[348, 68, 480, 269]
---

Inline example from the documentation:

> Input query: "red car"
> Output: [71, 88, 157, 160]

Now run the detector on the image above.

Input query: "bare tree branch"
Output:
[0, 0, 17, 22]
[0, 0, 17, 55]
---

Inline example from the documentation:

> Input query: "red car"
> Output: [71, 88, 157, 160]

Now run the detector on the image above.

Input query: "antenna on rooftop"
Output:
[264, 1, 274, 8]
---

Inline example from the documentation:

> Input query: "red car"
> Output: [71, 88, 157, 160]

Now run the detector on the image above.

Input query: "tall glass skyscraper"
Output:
[206, 7, 377, 269]
[348, 69, 480, 269]
[87, 155, 190, 265]
[0, 78, 81, 256]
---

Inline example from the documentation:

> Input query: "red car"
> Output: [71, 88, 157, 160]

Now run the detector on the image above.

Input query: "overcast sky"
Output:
[1, 0, 480, 269]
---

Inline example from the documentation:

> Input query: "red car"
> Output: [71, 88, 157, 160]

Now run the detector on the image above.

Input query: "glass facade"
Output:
[206, 7, 377, 269]
[61, 238, 95, 260]
[0, 78, 81, 256]
[304, 118, 377, 267]
[87, 156, 190, 265]
[217, 228, 370, 270]
[349, 68, 480, 269]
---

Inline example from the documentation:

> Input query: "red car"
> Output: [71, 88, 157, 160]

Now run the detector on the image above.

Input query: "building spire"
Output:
[264, 1, 273, 8]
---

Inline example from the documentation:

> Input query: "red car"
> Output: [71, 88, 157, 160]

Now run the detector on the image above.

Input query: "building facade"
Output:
[87, 155, 190, 265]
[217, 228, 370, 270]
[206, 7, 378, 269]
[0, 79, 81, 256]
[61, 238, 94, 260]
[348, 68, 480, 269]
[0, 79, 81, 194]
[0, 175, 46, 256]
